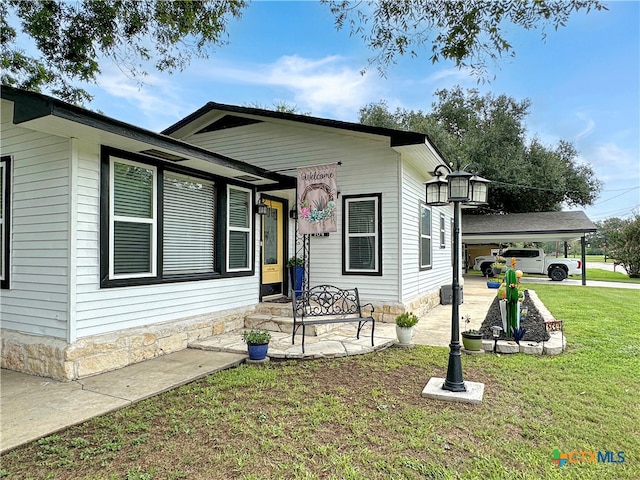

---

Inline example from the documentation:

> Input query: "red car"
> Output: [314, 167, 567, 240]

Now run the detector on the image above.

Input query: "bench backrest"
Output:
[293, 284, 362, 319]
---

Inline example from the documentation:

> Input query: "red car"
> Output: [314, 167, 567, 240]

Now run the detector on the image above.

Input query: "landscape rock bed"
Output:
[479, 290, 550, 343]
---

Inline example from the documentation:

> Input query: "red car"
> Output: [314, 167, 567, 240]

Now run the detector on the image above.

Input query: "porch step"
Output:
[255, 302, 293, 317]
[244, 313, 342, 336]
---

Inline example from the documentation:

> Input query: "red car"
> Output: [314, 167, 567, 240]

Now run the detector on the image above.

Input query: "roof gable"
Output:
[163, 102, 435, 148]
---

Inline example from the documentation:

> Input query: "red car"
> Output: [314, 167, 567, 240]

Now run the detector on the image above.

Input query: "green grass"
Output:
[581, 268, 640, 283]
[2, 286, 639, 479]
[469, 267, 639, 284]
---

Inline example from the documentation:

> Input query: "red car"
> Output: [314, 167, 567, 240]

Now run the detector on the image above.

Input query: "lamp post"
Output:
[425, 158, 490, 392]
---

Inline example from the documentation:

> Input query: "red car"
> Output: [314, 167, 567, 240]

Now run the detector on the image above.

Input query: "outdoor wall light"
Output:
[256, 198, 268, 216]
[424, 157, 491, 393]
[289, 205, 298, 220]
[491, 326, 503, 354]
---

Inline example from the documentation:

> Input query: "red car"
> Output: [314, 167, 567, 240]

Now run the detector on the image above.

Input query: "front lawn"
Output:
[1, 286, 638, 479]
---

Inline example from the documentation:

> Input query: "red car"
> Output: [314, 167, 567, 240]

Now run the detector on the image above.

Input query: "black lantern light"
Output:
[424, 165, 450, 206]
[256, 198, 268, 216]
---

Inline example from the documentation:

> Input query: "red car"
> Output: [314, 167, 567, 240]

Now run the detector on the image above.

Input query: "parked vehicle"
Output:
[473, 248, 582, 281]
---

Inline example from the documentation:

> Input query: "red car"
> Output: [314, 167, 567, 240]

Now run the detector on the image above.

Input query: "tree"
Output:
[3, 1, 607, 104]
[1, 0, 247, 104]
[359, 87, 602, 213]
[323, 0, 607, 76]
[594, 216, 636, 265]
[608, 214, 640, 278]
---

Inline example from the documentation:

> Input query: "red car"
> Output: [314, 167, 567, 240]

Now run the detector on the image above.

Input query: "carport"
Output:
[461, 211, 597, 285]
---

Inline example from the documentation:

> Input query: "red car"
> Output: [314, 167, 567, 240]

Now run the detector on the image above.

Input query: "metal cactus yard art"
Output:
[497, 257, 525, 338]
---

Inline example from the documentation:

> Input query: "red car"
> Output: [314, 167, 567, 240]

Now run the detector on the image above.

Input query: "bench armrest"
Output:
[360, 302, 374, 314]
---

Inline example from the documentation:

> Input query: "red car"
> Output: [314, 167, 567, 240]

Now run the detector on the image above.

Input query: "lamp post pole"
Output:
[424, 158, 491, 395]
[443, 198, 466, 391]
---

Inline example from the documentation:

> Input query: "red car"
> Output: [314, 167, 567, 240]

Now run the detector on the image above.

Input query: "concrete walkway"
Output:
[0, 275, 518, 452]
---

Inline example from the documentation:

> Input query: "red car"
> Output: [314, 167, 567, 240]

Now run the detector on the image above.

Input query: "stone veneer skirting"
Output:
[1, 290, 441, 381]
[372, 289, 441, 323]
[1, 306, 253, 381]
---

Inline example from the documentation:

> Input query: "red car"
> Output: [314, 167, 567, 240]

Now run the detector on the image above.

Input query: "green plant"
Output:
[491, 261, 505, 269]
[286, 256, 304, 267]
[395, 312, 419, 328]
[461, 314, 480, 335]
[241, 329, 271, 345]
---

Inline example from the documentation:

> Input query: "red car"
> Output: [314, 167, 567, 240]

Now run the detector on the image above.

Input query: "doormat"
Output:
[264, 296, 292, 304]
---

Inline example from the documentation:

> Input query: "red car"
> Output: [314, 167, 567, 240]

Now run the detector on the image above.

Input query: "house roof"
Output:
[1, 86, 295, 187]
[162, 101, 445, 152]
[462, 211, 597, 244]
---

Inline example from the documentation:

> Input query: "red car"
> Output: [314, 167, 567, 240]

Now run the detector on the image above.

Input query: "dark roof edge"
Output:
[162, 101, 431, 147]
[1, 86, 294, 187]
[463, 227, 597, 236]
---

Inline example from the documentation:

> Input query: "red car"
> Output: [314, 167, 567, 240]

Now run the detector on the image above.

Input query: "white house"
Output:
[1, 87, 456, 380]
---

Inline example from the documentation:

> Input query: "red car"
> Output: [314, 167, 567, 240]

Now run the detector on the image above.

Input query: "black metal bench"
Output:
[292, 284, 375, 353]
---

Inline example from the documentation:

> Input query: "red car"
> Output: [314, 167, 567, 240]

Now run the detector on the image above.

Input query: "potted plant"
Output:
[491, 260, 506, 276]
[395, 312, 419, 346]
[241, 328, 272, 361]
[287, 256, 304, 298]
[460, 315, 483, 351]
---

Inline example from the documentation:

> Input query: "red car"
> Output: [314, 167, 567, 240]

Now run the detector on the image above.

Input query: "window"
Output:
[420, 203, 431, 269]
[110, 157, 157, 279]
[163, 172, 215, 275]
[0, 156, 10, 289]
[440, 213, 446, 248]
[101, 147, 253, 287]
[343, 194, 381, 275]
[227, 186, 252, 272]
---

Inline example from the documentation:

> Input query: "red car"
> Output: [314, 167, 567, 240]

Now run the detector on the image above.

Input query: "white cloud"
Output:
[195, 55, 382, 120]
[582, 142, 640, 183]
[92, 66, 198, 131]
[573, 112, 596, 142]
[425, 67, 474, 84]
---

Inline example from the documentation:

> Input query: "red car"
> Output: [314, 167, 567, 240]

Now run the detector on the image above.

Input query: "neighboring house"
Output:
[1, 87, 455, 381]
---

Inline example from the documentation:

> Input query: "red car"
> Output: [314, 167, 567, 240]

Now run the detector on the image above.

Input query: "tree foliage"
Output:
[1, 0, 247, 104]
[607, 215, 640, 278]
[323, 0, 607, 76]
[3, 1, 608, 104]
[594, 216, 640, 277]
[359, 87, 602, 213]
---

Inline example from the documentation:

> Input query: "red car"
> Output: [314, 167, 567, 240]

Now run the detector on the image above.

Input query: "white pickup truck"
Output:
[472, 248, 582, 281]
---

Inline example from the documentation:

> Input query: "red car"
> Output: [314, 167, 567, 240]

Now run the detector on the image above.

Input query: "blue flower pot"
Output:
[290, 265, 304, 298]
[247, 343, 268, 361]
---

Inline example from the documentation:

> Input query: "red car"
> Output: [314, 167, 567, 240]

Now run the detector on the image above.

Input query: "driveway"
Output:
[586, 261, 627, 274]
[519, 276, 639, 289]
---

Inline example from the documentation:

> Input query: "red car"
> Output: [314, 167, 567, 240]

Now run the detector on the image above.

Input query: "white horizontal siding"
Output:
[401, 160, 453, 303]
[187, 123, 402, 303]
[72, 141, 260, 338]
[0, 100, 70, 338]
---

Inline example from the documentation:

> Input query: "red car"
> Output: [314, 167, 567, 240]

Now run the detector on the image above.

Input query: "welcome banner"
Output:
[296, 163, 338, 234]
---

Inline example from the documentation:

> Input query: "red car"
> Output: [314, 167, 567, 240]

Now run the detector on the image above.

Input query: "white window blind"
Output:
[111, 158, 156, 277]
[163, 173, 215, 274]
[227, 187, 251, 271]
[420, 204, 432, 268]
[346, 197, 379, 272]
[0, 160, 5, 281]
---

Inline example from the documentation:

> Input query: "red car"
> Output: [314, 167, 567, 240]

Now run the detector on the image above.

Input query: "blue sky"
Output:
[76, 1, 640, 222]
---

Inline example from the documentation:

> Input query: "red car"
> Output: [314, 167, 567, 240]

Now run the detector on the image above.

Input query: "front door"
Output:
[261, 198, 285, 298]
